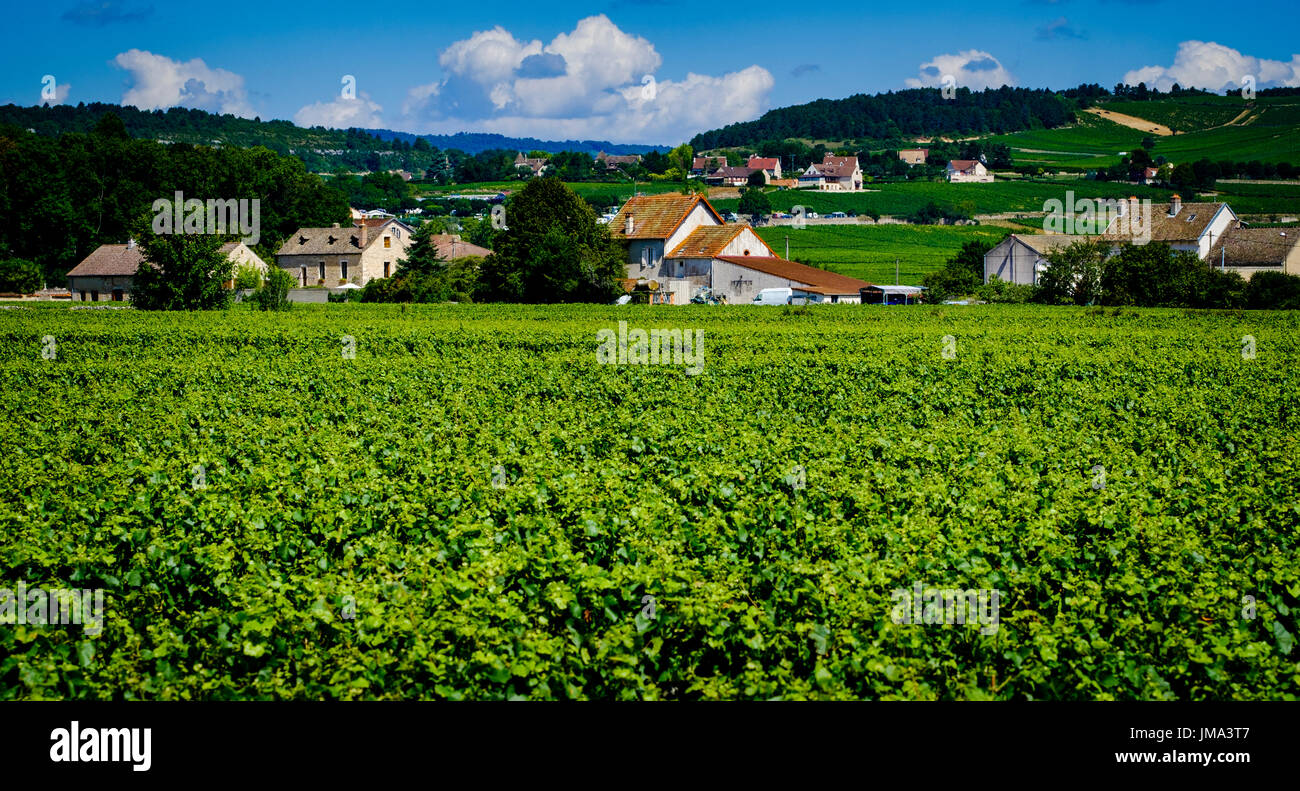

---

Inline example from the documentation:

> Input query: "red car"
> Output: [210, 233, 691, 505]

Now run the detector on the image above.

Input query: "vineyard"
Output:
[1, 303, 1297, 700]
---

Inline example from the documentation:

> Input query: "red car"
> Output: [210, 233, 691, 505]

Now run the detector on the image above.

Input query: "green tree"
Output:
[248, 266, 292, 310]
[920, 239, 994, 301]
[477, 177, 625, 302]
[738, 188, 771, 221]
[1039, 239, 1107, 305]
[0, 257, 42, 292]
[130, 227, 233, 310]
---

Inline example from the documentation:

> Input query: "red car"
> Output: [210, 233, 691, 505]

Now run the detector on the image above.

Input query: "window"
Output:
[640, 248, 649, 269]
[91, 290, 99, 301]
[384, 262, 391, 278]
[384, 237, 391, 248]
[341, 261, 348, 280]
[318, 262, 326, 280]
[112, 289, 124, 301]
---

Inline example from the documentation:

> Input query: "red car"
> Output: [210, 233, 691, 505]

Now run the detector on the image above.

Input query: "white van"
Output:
[753, 287, 793, 305]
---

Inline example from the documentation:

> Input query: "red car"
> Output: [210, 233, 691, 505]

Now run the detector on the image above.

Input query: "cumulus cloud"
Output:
[904, 50, 1015, 91]
[402, 15, 772, 143]
[113, 49, 254, 117]
[1122, 41, 1300, 92]
[294, 94, 385, 129]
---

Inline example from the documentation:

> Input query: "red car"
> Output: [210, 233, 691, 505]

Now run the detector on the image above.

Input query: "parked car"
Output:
[724, 212, 739, 222]
[775, 212, 793, 219]
[806, 211, 820, 219]
[752, 287, 793, 305]
[826, 211, 847, 219]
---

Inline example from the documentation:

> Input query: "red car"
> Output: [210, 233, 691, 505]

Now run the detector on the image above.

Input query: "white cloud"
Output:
[1122, 41, 1300, 92]
[402, 15, 771, 143]
[294, 94, 385, 129]
[113, 49, 255, 117]
[904, 50, 1015, 91]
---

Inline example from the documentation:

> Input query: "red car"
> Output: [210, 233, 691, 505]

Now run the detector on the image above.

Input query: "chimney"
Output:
[626, 214, 635, 235]
[359, 223, 368, 247]
[1169, 194, 1182, 216]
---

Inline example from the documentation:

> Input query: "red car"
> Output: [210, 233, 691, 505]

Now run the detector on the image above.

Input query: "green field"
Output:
[2, 304, 1297, 700]
[713, 180, 1175, 218]
[754, 224, 1007, 283]
[985, 97, 1300, 168]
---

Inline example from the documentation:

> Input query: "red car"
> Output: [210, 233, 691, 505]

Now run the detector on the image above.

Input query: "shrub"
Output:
[249, 266, 293, 311]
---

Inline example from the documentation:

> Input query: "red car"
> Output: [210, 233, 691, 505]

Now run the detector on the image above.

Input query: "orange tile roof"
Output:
[715, 255, 871, 294]
[668, 225, 751, 258]
[609, 194, 722, 240]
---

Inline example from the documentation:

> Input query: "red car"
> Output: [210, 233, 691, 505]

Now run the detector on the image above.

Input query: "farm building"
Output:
[985, 199, 1290, 284]
[690, 156, 727, 177]
[1206, 225, 1300, 280]
[276, 217, 412, 287]
[746, 156, 782, 179]
[947, 159, 994, 183]
[983, 234, 1076, 285]
[798, 156, 863, 191]
[610, 193, 869, 304]
[66, 239, 268, 302]
[706, 166, 764, 186]
[860, 284, 926, 305]
[898, 149, 929, 166]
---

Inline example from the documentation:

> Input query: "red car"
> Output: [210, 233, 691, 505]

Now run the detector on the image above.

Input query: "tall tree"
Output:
[477, 177, 624, 302]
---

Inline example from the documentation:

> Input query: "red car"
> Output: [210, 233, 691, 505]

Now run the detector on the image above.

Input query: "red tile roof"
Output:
[715, 255, 870, 295]
[609, 194, 723, 240]
[747, 157, 780, 170]
[668, 225, 752, 258]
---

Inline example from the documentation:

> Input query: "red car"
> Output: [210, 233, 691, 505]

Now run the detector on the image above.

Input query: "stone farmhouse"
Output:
[746, 156, 782, 179]
[609, 193, 869, 304]
[798, 155, 863, 191]
[984, 197, 1299, 284]
[898, 149, 929, 166]
[66, 239, 267, 302]
[276, 218, 413, 287]
[947, 159, 994, 183]
[514, 153, 548, 177]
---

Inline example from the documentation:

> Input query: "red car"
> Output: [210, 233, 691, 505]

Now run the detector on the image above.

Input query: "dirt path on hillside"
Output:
[1084, 107, 1173, 136]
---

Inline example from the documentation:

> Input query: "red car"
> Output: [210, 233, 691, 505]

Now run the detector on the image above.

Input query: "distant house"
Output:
[1101, 196, 1237, 260]
[362, 208, 395, 219]
[898, 149, 929, 166]
[982, 234, 1077, 285]
[1139, 167, 1160, 186]
[276, 218, 413, 287]
[430, 234, 492, 261]
[1207, 225, 1300, 280]
[746, 156, 782, 179]
[514, 153, 548, 177]
[608, 193, 869, 304]
[597, 151, 642, 171]
[798, 156, 863, 191]
[66, 240, 268, 302]
[387, 170, 414, 182]
[947, 159, 994, 183]
[984, 197, 1278, 284]
[690, 155, 727, 177]
[706, 166, 764, 187]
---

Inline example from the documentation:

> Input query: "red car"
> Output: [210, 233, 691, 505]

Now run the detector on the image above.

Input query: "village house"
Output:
[514, 153, 548, 177]
[66, 240, 268, 301]
[798, 155, 863, 191]
[690, 155, 727, 177]
[609, 193, 870, 304]
[596, 151, 642, 171]
[276, 218, 412, 287]
[982, 234, 1077, 285]
[984, 198, 1292, 284]
[947, 159, 994, 183]
[898, 149, 929, 166]
[746, 156, 782, 180]
[430, 234, 492, 261]
[705, 166, 764, 187]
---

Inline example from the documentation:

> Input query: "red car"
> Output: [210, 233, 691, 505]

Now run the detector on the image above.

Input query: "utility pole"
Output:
[895, 257, 899, 285]
[785, 235, 790, 260]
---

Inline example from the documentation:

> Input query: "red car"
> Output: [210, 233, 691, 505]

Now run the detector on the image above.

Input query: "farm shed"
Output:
[860, 284, 926, 305]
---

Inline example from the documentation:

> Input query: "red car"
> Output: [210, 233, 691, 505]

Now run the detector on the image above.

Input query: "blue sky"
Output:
[3, 1, 1298, 144]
